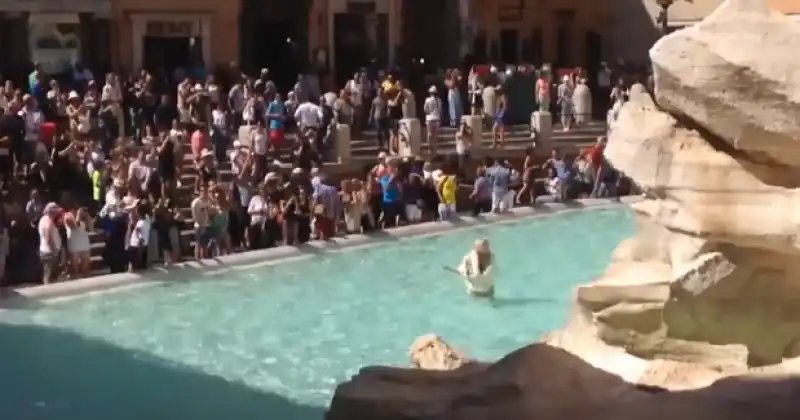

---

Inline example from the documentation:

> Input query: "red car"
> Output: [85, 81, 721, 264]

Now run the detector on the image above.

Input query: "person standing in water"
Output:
[457, 238, 494, 298]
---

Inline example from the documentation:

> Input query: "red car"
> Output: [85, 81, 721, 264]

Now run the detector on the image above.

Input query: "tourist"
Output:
[456, 238, 494, 298]
[191, 185, 211, 260]
[127, 201, 152, 271]
[557, 75, 574, 132]
[65, 207, 93, 278]
[491, 86, 507, 149]
[423, 85, 442, 155]
[470, 166, 492, 216]
[485, 157, 511, 213]
[435, 165, 458, 221]
[38, 202, 63, 284]
[311, 173, 340, 240]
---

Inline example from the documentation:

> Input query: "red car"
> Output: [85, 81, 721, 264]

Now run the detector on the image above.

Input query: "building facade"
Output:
[465, 0, 612, 68]
[112, 0, 239, 73]
[1, 0, 617, 86]
[0, 0, 114, 82]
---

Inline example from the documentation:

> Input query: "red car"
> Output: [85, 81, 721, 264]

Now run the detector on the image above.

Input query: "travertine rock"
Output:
[409, 334, 471, 370]
[651, 0, 800, 167]
[550, 0, 800, 390]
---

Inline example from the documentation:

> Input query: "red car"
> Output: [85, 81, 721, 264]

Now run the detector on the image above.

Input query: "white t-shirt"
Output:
[212, 109, 227, 132]
[128, 160, 151, 184]
[294, 102, 323, 128]
[251, 129, 268, 155]
[19, 108, 43, 142]
[38, 216, 62, 254]
[247, 195, 267, 225]
[546, 177, 562, 196]
[229, 85, 245, 112]
[455, 131, 470, 155]
[345, 80, 362, 106]
[191, 197, 210, 228]
[128, 217, 152, 247]
[423, 96, 441, 122]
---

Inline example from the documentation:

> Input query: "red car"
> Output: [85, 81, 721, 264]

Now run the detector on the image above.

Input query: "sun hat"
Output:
[68, 91, 80, 100]
[264, 172, 279, 182]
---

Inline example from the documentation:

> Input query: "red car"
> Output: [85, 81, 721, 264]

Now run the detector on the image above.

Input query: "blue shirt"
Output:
[28, 72, 37, 93]
[380, 175, 399, 204]
[267, 101, 284, 130]
[486, 165, 510, 194]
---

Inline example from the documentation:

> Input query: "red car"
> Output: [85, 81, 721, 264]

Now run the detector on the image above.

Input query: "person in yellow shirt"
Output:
[381, 75, 397, 96]
[435, 168, 457, 220]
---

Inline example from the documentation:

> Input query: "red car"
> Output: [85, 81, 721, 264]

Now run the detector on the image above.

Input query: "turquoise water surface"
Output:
[0, 208, 634, 420]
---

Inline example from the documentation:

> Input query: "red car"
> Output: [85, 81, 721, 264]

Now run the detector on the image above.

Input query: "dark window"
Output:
[499, 29, 519, 64]
[472, 30, 487, 63]
[554, 9, 574, 67]
[527, 27, 543, 65]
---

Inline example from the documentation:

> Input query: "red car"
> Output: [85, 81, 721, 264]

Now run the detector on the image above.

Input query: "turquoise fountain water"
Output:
[0, 207, 634, 420]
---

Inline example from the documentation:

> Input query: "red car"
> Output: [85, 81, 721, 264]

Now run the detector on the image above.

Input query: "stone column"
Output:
[335, 123, 351, 165]
[397, 118, 421, 157]
[461, 114, 483, 156]
[531, 111, 553, 154]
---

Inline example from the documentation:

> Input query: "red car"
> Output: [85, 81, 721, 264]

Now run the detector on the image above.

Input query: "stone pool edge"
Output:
[1, 197, 640, 306]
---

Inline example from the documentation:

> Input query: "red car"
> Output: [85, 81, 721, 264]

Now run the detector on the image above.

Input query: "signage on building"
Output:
[0, 0, 110, 13]
[497, 0, 524, 22]
[145, 21, 198, 38]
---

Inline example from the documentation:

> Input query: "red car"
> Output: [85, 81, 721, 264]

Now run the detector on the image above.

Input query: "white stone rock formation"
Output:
[546, 0, 800, 390]
[409, 334, 471, 370]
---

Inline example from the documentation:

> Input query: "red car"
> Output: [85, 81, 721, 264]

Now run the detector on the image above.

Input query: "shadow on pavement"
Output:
[0, 322, 325, 420]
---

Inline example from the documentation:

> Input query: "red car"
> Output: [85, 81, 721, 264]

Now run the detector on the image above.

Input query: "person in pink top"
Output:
[190, 122, 209, 161]
[536, 72, 551, 112]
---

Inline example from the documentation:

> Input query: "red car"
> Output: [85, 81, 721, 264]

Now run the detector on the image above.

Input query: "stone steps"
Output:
[84, 120, 606, 273]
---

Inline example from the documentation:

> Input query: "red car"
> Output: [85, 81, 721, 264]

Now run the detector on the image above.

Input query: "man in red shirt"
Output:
[586, 136, 609, 197]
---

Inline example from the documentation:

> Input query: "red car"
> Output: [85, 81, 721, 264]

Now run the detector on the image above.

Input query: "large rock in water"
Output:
[409, 334, 471, 370]
[326, 343, 800, 420]
[545, 0, 800, 390]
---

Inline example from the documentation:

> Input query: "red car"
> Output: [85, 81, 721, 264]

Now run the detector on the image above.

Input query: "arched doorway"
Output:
[332, 1, 388, 86]
[239, 0, 310, 93]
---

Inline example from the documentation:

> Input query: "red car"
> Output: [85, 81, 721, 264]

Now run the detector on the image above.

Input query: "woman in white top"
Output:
[65, 207, 93, 278]
[423, 85, 442, 155]
[456, 238, 494, 298]
[345, 73, 363, 131]
[250, 120, 269, 180]
[127, 204, 151, 272]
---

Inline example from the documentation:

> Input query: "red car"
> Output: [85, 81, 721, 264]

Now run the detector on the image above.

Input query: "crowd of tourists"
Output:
[0, 60, 627, 288]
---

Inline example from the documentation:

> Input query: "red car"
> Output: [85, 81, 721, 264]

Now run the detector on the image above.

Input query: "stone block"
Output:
[335, 123, 351, 165]
[460, 115, 483, 156]
[531, 111, 552, 153]
[397, 118, 421, 157]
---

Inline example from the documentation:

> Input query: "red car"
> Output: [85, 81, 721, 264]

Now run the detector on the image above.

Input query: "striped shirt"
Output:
[312, 182, 340, 220]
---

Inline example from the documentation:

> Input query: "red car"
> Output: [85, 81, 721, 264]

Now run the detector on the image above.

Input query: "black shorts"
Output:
[382, 201, 404, 227]
[13, 141, 34, 165]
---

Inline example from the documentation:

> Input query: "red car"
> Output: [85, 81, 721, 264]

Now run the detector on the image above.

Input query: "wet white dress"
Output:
[457, 250, 494, 296]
